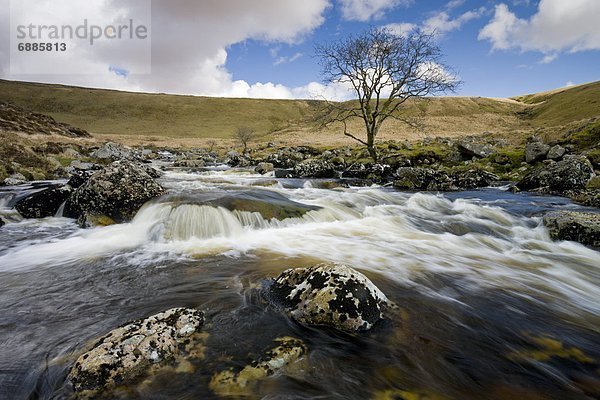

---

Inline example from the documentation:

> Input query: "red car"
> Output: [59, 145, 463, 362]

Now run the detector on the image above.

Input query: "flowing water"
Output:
[0, 166, 599, 399]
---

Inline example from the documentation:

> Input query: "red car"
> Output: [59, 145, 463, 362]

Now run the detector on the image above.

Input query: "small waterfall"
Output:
[54, 201, 67, 218]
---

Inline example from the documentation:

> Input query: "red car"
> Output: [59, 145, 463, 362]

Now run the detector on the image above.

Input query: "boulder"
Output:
[393, 167, 455, 191]
[255, 162, 274, 175]
[173, 159, 206, 168]
[15, 185, 73, 218]
[0, 218, 4, 227]
[267, 263, 392, 332]
[274, 168, 294, 178]
[565, 189, 600, 208]
[525, 141, 550, 163]
[456, 140, 495, 159]
[543, 211, 600, 248]
[517, 156, 595, 192]
[68, 308, 204, 392]
[91, 142, 137, 160]
[3, 173, 27, 186]
[453, 169, 500, 190]
[547, 145, 566, 160]
[343, 163, 392, 181]
[209, 337, 307, 397]
[293, 158, 337, 178]
[64, 161, 165, 225]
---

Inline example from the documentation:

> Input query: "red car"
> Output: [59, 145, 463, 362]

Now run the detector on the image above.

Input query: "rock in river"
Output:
[267, 263, 392, 332]
[64, 160, 165, 225]
[68, 308, 204, 392]
[543, 211, 600, 248]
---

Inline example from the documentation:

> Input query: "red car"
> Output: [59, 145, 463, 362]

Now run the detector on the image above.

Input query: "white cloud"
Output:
[565, 80, 575, 87]
[0, 0, 331, 98]
[422, 7, 486, 36]
[539, 53, 557, 64]
[274, 52, 303, 66]
[478, 0, 600, 59]
[382, 22, 417, 37]
[446, 0, 465, 10]
[339, 0, 412, 22]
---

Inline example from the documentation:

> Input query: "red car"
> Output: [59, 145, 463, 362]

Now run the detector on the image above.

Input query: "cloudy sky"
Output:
[1, 0, 599, 99]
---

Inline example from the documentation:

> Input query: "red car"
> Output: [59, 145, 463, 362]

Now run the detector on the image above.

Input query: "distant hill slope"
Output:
[512, 81, 600, 127]
[0, 79, 598, 145]
[0, 102, 90, 137]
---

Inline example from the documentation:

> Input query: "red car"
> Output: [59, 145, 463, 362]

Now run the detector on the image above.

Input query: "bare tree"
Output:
[234, 126, 255, 153]
[315, 28, 459, 161]
[206, 139, 217, 152]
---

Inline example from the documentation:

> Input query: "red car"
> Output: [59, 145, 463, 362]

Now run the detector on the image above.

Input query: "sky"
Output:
[1, 0, 599, 100]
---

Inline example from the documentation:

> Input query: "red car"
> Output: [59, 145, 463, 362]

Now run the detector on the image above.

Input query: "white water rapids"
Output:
[0, 168, 598, 322]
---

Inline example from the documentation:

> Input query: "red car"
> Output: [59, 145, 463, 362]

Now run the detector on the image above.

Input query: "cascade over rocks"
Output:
[15, 184, 73, 218]
[267, 263, 392, 332]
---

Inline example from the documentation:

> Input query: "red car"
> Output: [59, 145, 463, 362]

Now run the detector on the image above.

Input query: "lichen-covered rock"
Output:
[267, 263, 392, 332]
[15, 185, 73, 218]
[543, 211, 600, 247]
[209, 337, 307, 397]
[64, 160, 165, 225]
[68, 308, 204, 392]
[453, 169, 500, 189]
[517, 156, 595, 192]
[457, 139, 495, 159]
[293, 158, 337, 178]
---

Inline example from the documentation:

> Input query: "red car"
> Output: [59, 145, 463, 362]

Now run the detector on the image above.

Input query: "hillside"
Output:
[512, 80, 600, 127]
[0, 79, 598, 147]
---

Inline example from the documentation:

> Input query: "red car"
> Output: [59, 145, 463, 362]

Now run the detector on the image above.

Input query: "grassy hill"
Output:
[512, 80, 600, 127]
[0, 79, 598, 146]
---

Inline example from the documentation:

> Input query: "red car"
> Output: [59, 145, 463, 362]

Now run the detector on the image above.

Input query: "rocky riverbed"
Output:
[1, 157, 599, 399]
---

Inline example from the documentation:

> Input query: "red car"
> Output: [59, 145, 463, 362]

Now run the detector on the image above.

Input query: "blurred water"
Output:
[0, 167, 598, 399]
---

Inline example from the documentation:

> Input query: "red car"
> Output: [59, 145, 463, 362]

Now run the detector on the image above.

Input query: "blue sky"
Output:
[1, 0, 599, 99]
[225, 0, 600, 98]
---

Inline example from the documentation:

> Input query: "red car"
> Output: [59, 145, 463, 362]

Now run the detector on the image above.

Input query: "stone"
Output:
[293, 158, 337, 178]
[68, 308, 204, 393]
[525, 141, 550, 163]
[393, 167, 456, 191]
[209, 337, 307, 397]
[547, 145, 566, 160]
[173, 159, 206, 168]
[517, 156, 595, 192]
[543, 211, 600, 248]
[453, 169, 500, 189]
[456, 140, 495, 158]
[15, 185, 73, 218]
[255, 162, 274, 175]
[274, 169, 294, 178]
[91, 142, 137, 161]
[0, 218, 4, 227]
[267, 263, 392, 332]
[3, 173, 27, 186]
[64, 160, 165, 225]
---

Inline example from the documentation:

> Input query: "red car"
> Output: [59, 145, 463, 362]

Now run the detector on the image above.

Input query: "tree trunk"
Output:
[367, 129, 378, 162]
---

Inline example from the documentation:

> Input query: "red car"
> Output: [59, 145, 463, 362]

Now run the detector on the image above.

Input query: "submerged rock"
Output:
[517, 156, 595, 192]
[209, 336, 307, 397]
[543, 211, 600, 248]
[15, 185, 73, 218]
[68, 308, 204, 393]
[173, 159, 205, 168]
[64, 160, 165, 225]
[267, 263, 392, 332]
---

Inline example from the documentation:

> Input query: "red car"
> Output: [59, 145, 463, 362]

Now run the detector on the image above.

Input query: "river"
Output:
[0, 165, 598, 399]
